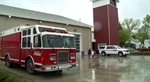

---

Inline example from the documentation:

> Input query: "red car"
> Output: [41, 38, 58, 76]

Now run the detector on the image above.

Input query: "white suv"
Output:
[98, 45, 130, 57]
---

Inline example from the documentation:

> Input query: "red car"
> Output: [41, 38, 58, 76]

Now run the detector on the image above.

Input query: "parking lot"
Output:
[0, 54, 150, 82]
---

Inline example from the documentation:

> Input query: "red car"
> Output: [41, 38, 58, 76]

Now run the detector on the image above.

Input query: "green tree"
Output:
[122, 18, 140, 35]
[119, 18, 140, 46]
[119, 22, 122, 30]
[119, 27, 130, 46]
[135, 14, 150, 43]
[143, 14, 150, 29]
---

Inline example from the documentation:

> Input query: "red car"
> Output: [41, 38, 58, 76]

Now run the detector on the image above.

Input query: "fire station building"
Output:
[0, 4, 93, 54]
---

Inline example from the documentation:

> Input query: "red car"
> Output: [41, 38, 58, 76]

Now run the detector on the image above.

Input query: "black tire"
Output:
[124, 55, 127, 57]
[53, 70, 63, 73]
[96, 50, 99, 54]
[26, 59, 36, 75]
[107, 54, 110, 56]
[58, 70, 63, 73]
[5, 56, 13, 68]
[118, 52, 123, 57]
[101, 52, 106, 57]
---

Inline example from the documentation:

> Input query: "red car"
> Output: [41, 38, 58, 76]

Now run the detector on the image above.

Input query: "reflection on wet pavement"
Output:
[76, 55, 150, 82]
[119, 56, 150, 82]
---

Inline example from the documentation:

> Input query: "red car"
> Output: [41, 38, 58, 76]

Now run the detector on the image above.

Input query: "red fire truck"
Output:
[0, 25, 78, 74]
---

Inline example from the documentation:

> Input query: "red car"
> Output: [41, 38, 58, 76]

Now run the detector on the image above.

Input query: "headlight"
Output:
[70, 53, 75, 59]
[50, 54, 56, 60]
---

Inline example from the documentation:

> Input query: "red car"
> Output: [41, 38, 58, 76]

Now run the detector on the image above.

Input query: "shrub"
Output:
[5, 75, 18, 82]
[0, 71, 8, 81]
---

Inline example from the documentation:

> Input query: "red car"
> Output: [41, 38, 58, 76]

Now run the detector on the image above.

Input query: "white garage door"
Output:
[74, 34, 81, 53]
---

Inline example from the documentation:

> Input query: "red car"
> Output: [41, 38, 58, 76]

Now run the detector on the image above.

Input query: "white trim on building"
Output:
[93, 0, 110, 8]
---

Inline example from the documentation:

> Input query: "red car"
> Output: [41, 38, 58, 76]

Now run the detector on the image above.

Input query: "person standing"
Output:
[88, 48, 92, 58]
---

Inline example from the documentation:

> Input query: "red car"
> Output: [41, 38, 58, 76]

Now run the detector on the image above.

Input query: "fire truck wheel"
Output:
[5, 56, 13, 68]
[26, 59, 36, 75]
[54, 70, 63, 73]
[58, 70, 63, 73]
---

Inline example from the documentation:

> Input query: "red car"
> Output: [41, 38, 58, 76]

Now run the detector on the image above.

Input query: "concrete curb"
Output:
[131, 52, 150, 55]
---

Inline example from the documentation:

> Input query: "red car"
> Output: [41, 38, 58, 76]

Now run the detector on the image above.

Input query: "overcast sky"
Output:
[0, 0, 150, 26]
[118, 0, 150, 22]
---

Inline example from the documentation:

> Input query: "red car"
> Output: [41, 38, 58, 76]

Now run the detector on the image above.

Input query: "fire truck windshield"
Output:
[63, 36, 75, 48]
[42, 35, 75, 48]
[42, 35, 63, 47]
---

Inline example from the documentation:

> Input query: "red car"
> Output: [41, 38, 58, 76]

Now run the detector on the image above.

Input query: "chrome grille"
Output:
[58, 52, 69, 63]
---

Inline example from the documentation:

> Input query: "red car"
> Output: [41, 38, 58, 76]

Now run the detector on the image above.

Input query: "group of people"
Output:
[87, 48, 99, 59]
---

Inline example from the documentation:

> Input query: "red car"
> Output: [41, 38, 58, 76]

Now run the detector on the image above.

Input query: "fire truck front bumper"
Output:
[35, 63, 79, 72]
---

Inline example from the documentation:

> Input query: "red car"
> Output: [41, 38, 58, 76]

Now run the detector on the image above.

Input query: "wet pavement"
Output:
[0, 55, 150, 82]
[78, 55, 150, 82]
